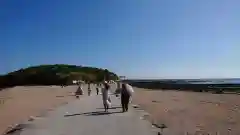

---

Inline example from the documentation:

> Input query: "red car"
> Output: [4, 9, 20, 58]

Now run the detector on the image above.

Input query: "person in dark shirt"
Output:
[121, 83, 131, 112]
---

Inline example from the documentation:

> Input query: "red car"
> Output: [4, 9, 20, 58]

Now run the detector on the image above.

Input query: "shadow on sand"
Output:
[96, 106, 122, 110]
[64, 110, 123, 117]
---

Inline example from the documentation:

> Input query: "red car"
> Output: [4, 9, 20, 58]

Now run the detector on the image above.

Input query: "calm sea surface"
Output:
[186, 79, 240, 84]
[129, 78, 240, 84]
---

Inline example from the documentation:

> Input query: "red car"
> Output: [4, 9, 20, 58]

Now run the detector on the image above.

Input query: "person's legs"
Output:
[104, 104, 107, 112]
[106, 104, 109, 112]
[125, 96, 130, 111]
[108, 96, 111, 103]
[121, 95, 125, 112]
[123, 95, 129, 112]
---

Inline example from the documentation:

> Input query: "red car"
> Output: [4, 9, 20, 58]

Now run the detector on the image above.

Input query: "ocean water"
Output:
[186, 78, 240, 84]
[128, 78, 240, 84]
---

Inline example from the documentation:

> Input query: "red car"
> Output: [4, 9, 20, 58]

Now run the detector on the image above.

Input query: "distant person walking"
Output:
[121, 83, 134, 112]
[96, 83, 100, 95]
[115, 82, 121, 94]
[75, 84, 84, 98]
[102, 82, 111, 112]
[88, 83, 91, 96]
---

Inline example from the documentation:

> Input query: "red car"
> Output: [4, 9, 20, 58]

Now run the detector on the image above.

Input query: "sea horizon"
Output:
[125, 78, 240, 84]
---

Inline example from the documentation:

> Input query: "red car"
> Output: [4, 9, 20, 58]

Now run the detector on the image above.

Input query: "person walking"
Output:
[102, 82, 111, 112]
[87, 83, 91, 96]
[96, 87, 99, 95]
[75, 84, 84, 98]
[96, 83, 100, 95]
[115, 81, 121, 96]
[121, 83, 133, 112]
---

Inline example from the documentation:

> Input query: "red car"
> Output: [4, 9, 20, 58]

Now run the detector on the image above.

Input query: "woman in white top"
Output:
[102, 82, 111, 112]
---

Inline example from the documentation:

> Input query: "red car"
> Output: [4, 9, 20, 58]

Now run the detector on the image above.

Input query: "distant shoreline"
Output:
[125, 78, 240, 84]
[124, 79, 240, 93]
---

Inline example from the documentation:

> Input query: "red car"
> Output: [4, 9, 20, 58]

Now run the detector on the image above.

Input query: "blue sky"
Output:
[0, 0, 240, 79]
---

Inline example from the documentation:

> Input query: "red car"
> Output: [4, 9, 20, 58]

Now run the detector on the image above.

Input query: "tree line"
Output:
[0, 64, 119, 89]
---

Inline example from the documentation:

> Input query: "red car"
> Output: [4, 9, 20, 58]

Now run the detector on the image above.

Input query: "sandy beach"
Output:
[132, 87, 240, 135]
[0, 86, 79, 134]
[1, 84, 240, 135]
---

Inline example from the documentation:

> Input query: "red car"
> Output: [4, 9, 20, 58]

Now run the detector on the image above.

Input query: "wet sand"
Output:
[132, 87, 240, 135]
[0, 86, 78, 134]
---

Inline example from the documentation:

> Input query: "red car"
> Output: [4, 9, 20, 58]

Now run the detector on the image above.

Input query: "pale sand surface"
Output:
[132, 87, 240, 135]
[1, 85, 240, 135]
[0, 85, 81, 134]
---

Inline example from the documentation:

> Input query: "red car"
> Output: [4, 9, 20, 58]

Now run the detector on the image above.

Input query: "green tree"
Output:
[0, 64, 119, 89]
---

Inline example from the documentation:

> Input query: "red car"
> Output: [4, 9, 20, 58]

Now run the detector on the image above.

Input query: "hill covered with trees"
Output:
[0, 64, 119, 89]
